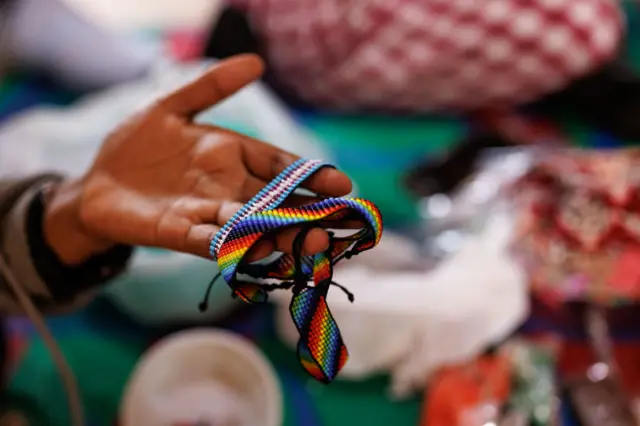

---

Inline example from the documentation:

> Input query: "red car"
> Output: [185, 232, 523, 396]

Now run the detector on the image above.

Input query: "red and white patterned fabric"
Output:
[228, 0, 624, 112]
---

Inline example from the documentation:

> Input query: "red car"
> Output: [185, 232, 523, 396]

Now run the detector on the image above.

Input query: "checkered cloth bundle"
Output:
[228, 0, 623, 112]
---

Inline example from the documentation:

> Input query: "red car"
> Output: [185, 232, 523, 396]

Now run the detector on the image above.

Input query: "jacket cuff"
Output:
[0, 176, 61, 300]
[1, 176, 133, 308]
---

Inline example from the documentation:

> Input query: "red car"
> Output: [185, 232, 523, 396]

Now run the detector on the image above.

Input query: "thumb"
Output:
[158, 54, 265, 117]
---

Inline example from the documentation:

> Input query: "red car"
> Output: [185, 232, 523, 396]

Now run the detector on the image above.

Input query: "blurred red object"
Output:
[227, 0, 622, 112]
[559, 341, 640, 396]
[5, 335, 26, 379]
[477, 109, 570, 146]
[166, 30, 206, 62]
[420, 354, 512, 426]
[511, 149, 640, 305]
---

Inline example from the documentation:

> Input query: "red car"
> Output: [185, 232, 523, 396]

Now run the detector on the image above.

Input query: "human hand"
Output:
[42, 54, 352, 265]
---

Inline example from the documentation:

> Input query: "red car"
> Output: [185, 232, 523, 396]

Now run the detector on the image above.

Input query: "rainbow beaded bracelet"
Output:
[204, 159, 383, 383]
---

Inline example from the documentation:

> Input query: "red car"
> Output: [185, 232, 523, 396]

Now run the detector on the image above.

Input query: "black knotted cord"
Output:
[199, 225, 356, 312]
[198, 270, 222, 312]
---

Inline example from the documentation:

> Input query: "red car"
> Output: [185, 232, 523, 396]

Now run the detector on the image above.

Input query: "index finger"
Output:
[158, 54, 265, 117]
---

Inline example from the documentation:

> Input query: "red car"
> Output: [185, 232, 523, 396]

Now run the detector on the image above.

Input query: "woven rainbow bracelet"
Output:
[208, 158, 383, 383]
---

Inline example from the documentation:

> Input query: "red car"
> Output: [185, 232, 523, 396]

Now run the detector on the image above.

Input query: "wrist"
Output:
[42, 179, 113, 266]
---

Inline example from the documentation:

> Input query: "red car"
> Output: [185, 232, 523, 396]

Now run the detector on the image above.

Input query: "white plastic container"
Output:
[120, 329, 282, 426]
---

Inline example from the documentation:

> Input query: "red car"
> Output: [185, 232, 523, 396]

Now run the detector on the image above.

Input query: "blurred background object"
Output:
[119, 330, 282, 426]
[2, 0, 157, 91]
[64, 0, 220, 30]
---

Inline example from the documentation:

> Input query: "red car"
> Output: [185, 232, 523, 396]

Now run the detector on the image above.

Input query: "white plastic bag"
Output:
[272, 149, 531, 398]
[272, 217, 528, 398]
[0, 59, 332, 324]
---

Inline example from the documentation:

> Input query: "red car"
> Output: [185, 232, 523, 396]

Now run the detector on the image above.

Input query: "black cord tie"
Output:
[200, 224, 356, 310]
[198, 271, 222, 312]
[330, 281, 355, 302]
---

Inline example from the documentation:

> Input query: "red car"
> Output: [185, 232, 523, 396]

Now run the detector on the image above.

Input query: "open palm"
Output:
[61, 55, 352, 261]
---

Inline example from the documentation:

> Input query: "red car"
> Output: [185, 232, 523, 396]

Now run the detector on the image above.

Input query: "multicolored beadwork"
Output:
[209, 158, 331, 260]
[209, 159, 383, 382]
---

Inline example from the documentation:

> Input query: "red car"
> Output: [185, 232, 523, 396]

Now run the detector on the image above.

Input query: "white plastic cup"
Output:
[120, 329, 282, 426]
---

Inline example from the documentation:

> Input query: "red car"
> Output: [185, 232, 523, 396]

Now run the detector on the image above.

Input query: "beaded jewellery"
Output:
[200, 159, 383, 383]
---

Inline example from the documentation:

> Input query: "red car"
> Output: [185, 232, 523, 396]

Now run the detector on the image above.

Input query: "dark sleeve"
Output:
[0, 174, 133, 314]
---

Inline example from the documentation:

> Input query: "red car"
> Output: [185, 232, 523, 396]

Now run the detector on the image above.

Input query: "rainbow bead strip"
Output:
[209, 158, 330, 260]
[210, 159, 383, 382]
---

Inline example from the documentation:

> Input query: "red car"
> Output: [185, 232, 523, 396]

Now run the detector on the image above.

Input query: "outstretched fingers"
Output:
[158, 54, 265, 118]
